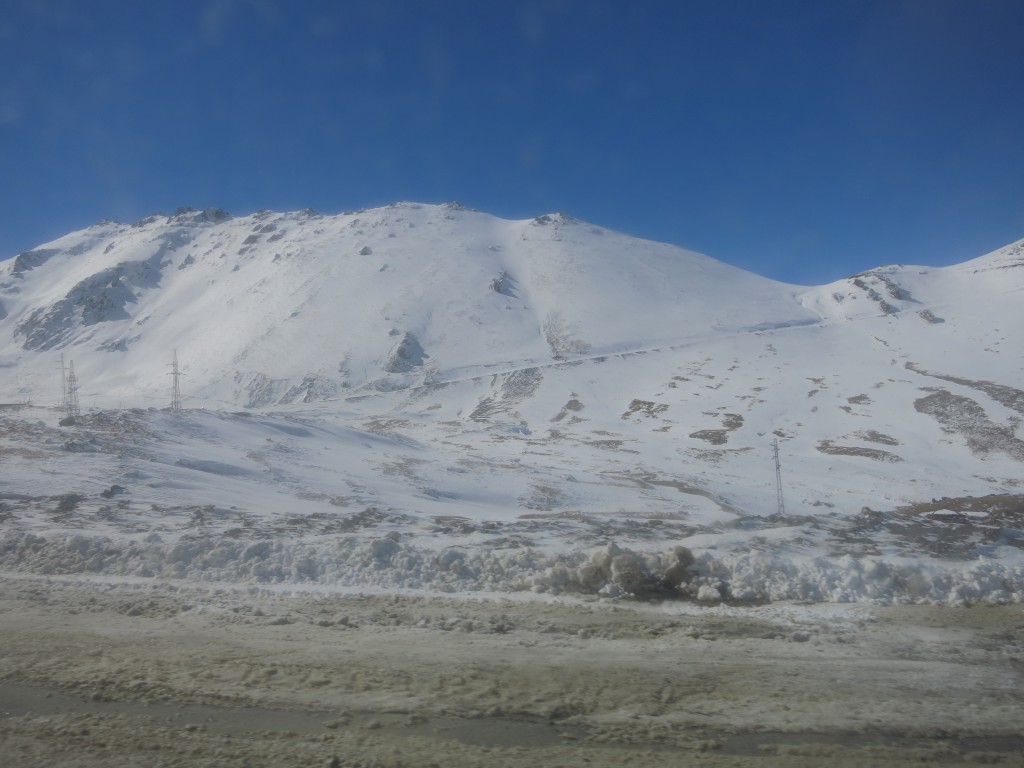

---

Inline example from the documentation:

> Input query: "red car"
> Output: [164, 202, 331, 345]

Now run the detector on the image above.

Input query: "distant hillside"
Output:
[0, 202, 819, 407]
[0, 204, 1022, 602]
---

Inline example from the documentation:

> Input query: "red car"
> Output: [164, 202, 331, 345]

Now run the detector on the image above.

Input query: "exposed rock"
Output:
[14, 248, 171, 351]
[489, 271, 517, 296]
[383, 332, 427, 373]
[12, 249, 58, 275]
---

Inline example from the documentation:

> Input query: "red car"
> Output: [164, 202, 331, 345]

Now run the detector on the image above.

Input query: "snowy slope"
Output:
[0, 203, 817, 407]
[1, 205, 1022, 604]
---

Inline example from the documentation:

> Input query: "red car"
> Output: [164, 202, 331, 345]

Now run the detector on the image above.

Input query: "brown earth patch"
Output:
[816, 440, 902, 462]
[914, 389, 1024, 460]
[622, 399, 669, 419]
[854, 430, 900, 446]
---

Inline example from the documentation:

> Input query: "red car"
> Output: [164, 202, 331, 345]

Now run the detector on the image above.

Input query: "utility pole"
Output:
[65, 360, 81, 420]
[168, 349, 183, 411]
[771, 437, 785, 516]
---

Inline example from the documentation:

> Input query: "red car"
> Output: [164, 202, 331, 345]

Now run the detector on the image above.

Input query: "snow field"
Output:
[1, 205, 1023, 606]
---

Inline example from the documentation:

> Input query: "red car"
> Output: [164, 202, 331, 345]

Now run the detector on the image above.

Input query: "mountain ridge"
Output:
[5, 202, 1019, 411]
[0, 202, 818, 406]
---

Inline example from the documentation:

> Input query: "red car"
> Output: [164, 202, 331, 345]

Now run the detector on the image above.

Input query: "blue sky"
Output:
[2, 0, 1023, 285]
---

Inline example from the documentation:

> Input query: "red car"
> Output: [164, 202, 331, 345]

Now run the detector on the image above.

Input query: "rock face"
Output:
[489, 271, 516, 296]
[16, 256, 164, 351]
[384, 331, 427, 373]
[12, 248, 59, 275]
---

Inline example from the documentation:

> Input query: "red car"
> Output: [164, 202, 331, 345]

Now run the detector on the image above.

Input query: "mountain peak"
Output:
[0, 204, 1020, 413]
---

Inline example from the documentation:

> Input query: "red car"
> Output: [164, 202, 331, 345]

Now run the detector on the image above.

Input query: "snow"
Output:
[0, 203, 1022, 605]
[4, 573, 1022, 766]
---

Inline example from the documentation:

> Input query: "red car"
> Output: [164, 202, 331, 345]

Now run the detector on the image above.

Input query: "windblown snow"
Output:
[1, 203, 1023, 604]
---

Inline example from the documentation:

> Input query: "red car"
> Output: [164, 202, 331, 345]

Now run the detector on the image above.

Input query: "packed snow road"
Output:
[1, 576, 1022, 767]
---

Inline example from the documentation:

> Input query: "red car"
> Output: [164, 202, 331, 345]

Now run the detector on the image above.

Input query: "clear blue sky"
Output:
[2, 0, 1023, 285]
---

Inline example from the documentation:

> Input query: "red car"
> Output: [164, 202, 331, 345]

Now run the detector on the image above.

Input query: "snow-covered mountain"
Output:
[0, 202, 823, 406]
[1, 203, 1022, 603]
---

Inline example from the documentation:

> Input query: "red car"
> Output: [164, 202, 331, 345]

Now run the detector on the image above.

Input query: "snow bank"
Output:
[2, 531, 1021, 606]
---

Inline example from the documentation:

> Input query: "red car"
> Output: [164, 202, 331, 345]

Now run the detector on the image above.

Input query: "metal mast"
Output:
[65, 360, 81, 419]
[58, 353, 67, 410]
[771, 437, 785, 516]
[169, 349, 183, 411]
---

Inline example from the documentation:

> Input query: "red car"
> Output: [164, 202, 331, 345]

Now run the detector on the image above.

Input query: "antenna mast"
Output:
[169, 349, 183, 411]
[771, 437, 785, 516]
[65, 360, 81, 420]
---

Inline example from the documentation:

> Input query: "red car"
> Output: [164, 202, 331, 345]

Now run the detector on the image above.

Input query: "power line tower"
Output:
[65, 360, 81, 420]
[771, 437, 786, 516]
[57, 353, 67, 410]
[168, 349, 183, 411]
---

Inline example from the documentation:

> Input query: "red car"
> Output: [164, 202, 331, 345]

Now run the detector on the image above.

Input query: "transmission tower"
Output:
[58, 353, 67, 410]
[65, 360, 81, 420]
[771, 437, 785, 516]
[168, 349, 183, 411]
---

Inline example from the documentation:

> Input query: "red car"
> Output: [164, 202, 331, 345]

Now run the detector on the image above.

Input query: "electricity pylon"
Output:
[65, 360, 81, 419]
[771, 437, 785, 516]
[168, 349, 183, 411]
[58, 353, 67, 410]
